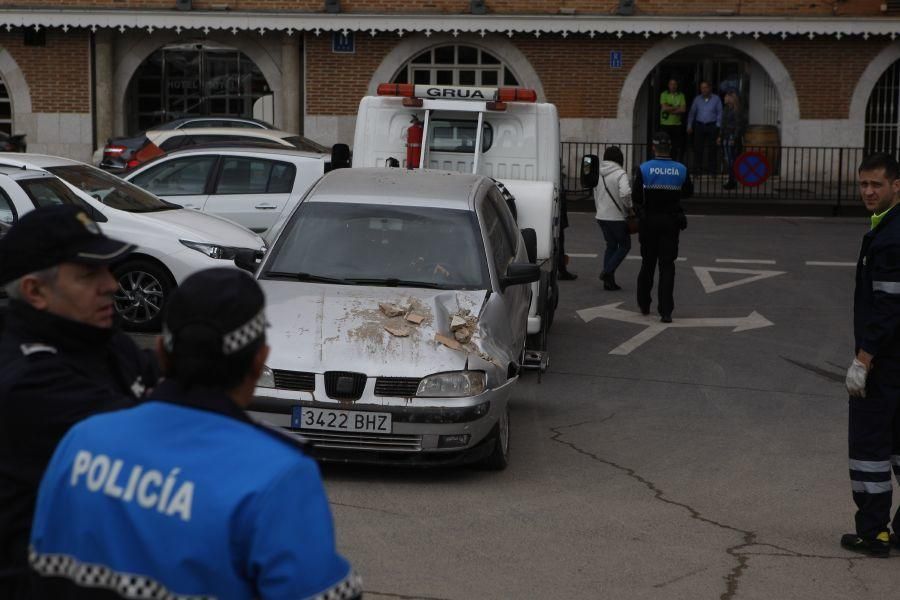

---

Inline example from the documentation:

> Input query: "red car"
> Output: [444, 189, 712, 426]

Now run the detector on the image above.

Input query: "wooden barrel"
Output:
[742, 125, 780, 169]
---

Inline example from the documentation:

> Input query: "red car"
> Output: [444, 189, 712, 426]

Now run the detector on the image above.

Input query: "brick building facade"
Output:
[0, 1, 897, 161]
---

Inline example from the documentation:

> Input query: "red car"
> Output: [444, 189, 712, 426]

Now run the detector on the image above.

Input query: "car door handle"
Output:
[255, 203, 278, 210]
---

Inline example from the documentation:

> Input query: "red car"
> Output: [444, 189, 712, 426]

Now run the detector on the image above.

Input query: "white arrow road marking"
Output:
[693, 266, 786, 294]
[568, 253, 598, 258]
[576, 302, 774, 355]
[627, 256, 688, 261]
[805, 261, 855, 267]
[715, 258, 777, 265]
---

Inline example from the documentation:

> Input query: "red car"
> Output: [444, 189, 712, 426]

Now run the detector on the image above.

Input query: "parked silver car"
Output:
[250, 168, 540, 469]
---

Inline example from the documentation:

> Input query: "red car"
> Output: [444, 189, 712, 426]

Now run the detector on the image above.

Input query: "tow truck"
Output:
[349, 83, 560, 372]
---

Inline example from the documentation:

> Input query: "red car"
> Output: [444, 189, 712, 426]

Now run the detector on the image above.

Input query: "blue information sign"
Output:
[332, 32, 355, 53]
[610, 50, 623, 69]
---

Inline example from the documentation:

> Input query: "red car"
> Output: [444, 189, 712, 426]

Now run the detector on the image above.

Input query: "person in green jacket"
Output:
[659, 79, 686, 162]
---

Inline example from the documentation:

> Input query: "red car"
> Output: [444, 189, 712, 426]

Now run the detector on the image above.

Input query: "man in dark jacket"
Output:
[841, 153, 900, 557]
[29, 268, 361, 599]
[633, 131, 693, 323]
[0, 205, 158, 596]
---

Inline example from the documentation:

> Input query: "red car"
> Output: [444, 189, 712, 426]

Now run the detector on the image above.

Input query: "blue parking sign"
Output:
[332, 32, 355, 54]
[610, 50, 623, 69]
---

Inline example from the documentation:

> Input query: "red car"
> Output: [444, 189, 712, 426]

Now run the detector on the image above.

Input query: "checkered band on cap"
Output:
[222, 309, 267, 355]
[312, 570, 364, 600]
[30, 547, 215, 600]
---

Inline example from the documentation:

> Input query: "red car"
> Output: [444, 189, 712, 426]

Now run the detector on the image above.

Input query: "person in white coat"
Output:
[594, 146, 633, 290]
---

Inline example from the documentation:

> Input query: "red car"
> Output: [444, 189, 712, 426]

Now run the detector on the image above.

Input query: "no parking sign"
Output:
[733, 151, 771, 187]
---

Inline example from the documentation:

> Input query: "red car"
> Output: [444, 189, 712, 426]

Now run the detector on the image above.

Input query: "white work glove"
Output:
[845, 359, 868, 398]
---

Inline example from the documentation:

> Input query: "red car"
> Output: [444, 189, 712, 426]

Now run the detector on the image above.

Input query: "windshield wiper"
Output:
[262, 271, 349, 285]
[344, 277, 453, 290]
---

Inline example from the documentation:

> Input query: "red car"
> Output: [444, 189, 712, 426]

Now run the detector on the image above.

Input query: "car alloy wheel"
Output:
[113, 261, 172, 331]
[478, 404, 510, 471]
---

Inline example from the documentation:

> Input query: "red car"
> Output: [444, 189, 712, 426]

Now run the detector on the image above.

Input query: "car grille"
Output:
[272, 370, 315, 391]
[298, 431, 423, 452]
[324, 371, 367, 400]
[374, 377, 421, 397]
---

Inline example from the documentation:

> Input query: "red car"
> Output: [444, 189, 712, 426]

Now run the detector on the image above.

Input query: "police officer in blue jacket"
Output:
[0, 205, 156, 598]
[633, 131, 693, 323]
[841, 153, 900, 557]
[29, 268, 362, 599]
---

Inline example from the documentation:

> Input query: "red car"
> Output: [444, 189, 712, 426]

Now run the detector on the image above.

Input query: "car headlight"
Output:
[180, 240, 237, 260]
[416, 371, 486, 398]
[257, 365, 275, 389]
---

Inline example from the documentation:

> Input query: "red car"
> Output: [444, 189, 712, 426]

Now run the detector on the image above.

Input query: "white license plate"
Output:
[292, 406, 392, 433]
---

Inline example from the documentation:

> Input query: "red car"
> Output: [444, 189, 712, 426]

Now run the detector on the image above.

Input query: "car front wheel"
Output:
[112, 260, 173, 332]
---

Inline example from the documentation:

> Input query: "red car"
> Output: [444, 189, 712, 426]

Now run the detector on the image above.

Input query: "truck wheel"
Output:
[112, 260, 173, 332]
[478, 405, 510, 471]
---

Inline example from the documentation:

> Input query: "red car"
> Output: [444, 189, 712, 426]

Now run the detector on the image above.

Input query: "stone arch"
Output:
[0, 47, 33, 131]
[617, 38, 801, 145]
[367, 33, 546, 101]
[112, 33, 282, 134]
[849, 42, 900, 148]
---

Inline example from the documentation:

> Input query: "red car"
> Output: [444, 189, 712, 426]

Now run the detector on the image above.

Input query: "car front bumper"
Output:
[248, 377, 515, 465]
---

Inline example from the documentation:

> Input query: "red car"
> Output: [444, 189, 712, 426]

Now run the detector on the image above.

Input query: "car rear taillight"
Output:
[126, 141, 164, 170]
[103, 144, 127, 157]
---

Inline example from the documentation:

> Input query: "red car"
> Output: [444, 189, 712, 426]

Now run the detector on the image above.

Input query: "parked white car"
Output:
[0, 156, 266, 331]
[123, 146, 329, 235]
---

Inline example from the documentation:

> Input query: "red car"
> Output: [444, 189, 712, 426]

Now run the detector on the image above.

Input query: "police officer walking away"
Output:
[842, 153, 900, 557]
[633, 132, 692, 323]
[29, 268, 362, 599]
[0, 205, 157, 597]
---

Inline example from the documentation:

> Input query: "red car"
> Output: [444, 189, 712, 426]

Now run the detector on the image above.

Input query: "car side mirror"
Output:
[234, 248, 264, 273]
[330, 143, 351, 170]
[581, 154, 600, 189]
[520, 228, 537, 263]
[501, 263, 541, 290]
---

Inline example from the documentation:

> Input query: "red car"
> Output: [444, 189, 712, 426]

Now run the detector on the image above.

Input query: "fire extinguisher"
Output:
[406, 116, 423, 169]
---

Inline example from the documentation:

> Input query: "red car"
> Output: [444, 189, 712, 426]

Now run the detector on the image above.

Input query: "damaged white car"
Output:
[249, 167, 540, 469]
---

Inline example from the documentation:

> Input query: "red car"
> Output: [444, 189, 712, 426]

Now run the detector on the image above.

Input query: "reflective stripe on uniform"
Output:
[849, 459, 892, 473]
[851, 480, 893, 494]
[872, 281, 900, 294]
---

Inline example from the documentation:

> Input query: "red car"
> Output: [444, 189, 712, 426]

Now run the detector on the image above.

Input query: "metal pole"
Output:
[836, 147, 844, 216]
[419, 109, 431, 170]
[472, 110, 484, 175]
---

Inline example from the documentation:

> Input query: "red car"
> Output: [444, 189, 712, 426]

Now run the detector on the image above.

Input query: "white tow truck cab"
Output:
[351, 84, 560, 371]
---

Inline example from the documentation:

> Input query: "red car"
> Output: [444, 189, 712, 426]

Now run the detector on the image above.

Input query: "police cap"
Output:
[162, 268, 266, 357]
[0, 204, 135, 285]
[651, 131, 672, 147]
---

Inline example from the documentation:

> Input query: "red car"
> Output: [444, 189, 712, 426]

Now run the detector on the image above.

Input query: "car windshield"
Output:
[264, 202, 490, 290]
[47, 165, 178, 213]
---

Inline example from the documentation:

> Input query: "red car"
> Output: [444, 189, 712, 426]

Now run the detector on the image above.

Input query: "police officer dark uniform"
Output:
[0, 205, 157, 597]
[841, 153, 900, 557]
[633, 131, 693, 323]
[29, 268, 362, 599]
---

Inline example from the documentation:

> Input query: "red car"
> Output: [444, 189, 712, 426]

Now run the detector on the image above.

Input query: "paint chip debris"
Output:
[379, 303, 406, 318]
[384, 325, 410, 337]
[405, 312, 425, 325]
[434, 333, 463, 351]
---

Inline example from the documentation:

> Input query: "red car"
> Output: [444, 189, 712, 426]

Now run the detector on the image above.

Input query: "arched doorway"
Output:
[633, 44, 782, 152]
[390, 43, 520, 88]
[864, 59, 900, 156]
[125, 41, 273, 133]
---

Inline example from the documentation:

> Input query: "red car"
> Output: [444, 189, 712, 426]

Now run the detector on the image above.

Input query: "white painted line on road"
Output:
[626, 256, 687, 261]
[693, 266, 786, 294]
[576, 302, 774, 355]
[805, 261, 855, 267]
[715, 259, 777, 265]
[568, 253, 598, 258]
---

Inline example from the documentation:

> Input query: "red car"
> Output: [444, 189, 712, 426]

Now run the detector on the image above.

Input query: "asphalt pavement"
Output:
[320, 211, 900, 600]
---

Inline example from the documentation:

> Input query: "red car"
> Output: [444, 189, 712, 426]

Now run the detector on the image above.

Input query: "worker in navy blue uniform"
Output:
[841, 153, 900, 557]
[29, 267, 362, 599]
[0, 205, 157, 599]
[632, 131, 693, 323]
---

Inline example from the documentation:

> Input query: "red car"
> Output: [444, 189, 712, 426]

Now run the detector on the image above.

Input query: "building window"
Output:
[0, 77, 11, 135]
[392, 45, 519, 87]
[865, 60, 900, 156]
[127, 42, 271, 133]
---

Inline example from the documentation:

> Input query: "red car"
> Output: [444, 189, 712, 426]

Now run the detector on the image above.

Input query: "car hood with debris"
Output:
[261, 281, 510, 379]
